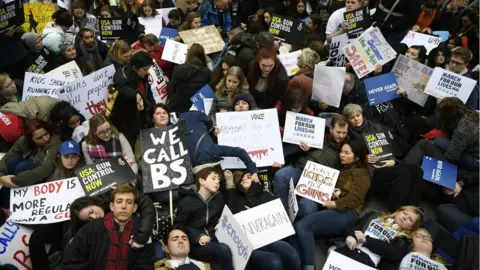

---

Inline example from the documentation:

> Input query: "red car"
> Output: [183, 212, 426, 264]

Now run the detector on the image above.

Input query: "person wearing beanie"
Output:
[21, 32, 43, 53]
[232, 93, 257, 111]
[49, 101, 87, 141]
[54, 35, 78, 68]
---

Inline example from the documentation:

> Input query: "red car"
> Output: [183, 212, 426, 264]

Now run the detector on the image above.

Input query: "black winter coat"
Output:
[226, 181, 274, 214]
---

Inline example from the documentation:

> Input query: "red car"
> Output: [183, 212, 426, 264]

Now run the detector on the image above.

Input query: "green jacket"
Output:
[0, 96, 59, 122]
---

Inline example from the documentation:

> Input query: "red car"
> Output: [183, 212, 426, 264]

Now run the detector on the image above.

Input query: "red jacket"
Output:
[131, 42, 175, 78]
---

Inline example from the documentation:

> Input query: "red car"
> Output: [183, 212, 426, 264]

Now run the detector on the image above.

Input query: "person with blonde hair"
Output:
[0, 73, 20, 106]
[288, 48, 320, 100]
[399, 228, 447, 270]
[103, 40, 132, 70]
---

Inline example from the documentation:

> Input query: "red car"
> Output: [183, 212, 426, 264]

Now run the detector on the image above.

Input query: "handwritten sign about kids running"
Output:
[343, 6, 371, 38]
[22, 72, 68, 100]
[312, 66, 345, 108]
[364, 131, 394, 160]
[148, 59, 168, 105]
[323, 251, 376, 270]
[216, 109, 284, 169]
[9, 178, 85, 224]
[141, 120, 194, 193]
[277, 50, 301, 76]
[283, 111, 326, 149]
[364, 72, 399, 106]
[421, 156, 457, 190]
[178, 25, 225, 54]
[268, 15, 306, 45]
[47, 60, 83, 82]
[425, 67, 476, 104]
[401, 31, 441, 55]
[0, 0, 24, 34]
[75, 157, 136, 196]
[0, 222, 38, 270]
[330, 34, 348, 67]
[295, 161, 339, 204]
[161, 39, 188, 64]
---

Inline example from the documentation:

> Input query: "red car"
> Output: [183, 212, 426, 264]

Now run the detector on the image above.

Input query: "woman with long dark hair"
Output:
[49, 101, 86, 142]
[428, 47, 450, 69]
[209, 54, 238, 88]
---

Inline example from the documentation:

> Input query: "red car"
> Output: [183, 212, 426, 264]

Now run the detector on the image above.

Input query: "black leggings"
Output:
[29, 222, 64, 270]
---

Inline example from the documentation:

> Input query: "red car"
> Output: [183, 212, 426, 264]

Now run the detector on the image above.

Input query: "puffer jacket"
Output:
[0, 96, 59, 122]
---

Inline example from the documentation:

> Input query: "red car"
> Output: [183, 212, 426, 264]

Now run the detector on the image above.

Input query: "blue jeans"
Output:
[294, 209, 358, 266]
[190, 241, 234, 270]
[6, 157, 41, 175]
[273, 166, 318, 219]
[434, 138, 479, 171]
[248, 240, 301, 270]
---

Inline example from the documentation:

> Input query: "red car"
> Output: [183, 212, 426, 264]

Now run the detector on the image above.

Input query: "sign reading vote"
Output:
[323, 251, 376, 270]
[140, 120, 194, 193]
[190, 84, 215, 113]
[9, 178, 85, 224]
[343, 6, 371, 38]
[75, 157, 136, 196]
[364, 72, 399, 106]
[268, 14, 306, 45]
[283, 111, 326, 149]
[421, 156, 457, 190]
[364, 131, 394, 160]
[295, 161, 339, 205]
[425, 67, 476, 104]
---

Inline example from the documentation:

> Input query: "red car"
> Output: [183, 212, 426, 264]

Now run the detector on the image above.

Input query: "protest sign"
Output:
[9, 178, 85, 224]
[0, 0, 24, 34]
[57, 65, 115, 120]
[25, 47, 53, 74]
[22, 72, 68, 100]
[216, 109, 284, 168]
[392, 54, 433, 106]
[277, 50, 301, 76]
[364, 72, 399, 106]
[162, 39, 188, 64]
[141, 120, 194, 193]
[364, 131, 394, 160]
[425, 67, 476, 104]
[421, 156, 457, 190]
[295, 161, 339, 204]
[283, 111, 326, 149]
[343, 27, 397, 78]
[432, 31, 449, 43]
[329, 33, 348, 67]
[401, 31, 441, 54]
[343, 6, 371, 38]
[98, 18, 134, 40]
[22, 3, 54, 34]
[323, 251, 376, 270]
[268, 14, 306, 45]
[57, 0, 70, 11]
[148, 59, 168, 105]
[0, 222, 37, 269]
[139, 15, 163, 38]
[234, 199, 295, 249]
[179, 25, 225, 54]
[204, 98, 213, 116]
[47, 60, 83, 81]
[159, 27, 178, 46]
[216, 206, 253, 270]
[190, 84, 215, 113]
[312, 66, 345, 108]
[75, 157, 136, 196]
[288, 178, 298, 222]
[157, 7, 176, 26]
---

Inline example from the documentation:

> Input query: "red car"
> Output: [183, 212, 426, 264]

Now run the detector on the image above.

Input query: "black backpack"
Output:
[151, 202, 173, 243]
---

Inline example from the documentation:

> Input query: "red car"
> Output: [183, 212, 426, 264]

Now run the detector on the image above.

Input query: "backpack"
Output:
[151, 202, 174, 243]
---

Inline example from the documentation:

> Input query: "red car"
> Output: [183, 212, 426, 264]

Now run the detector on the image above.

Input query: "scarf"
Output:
[104, 212, 134, 270]
[79, 40, 103, 67]
[86, 133, 122, 161]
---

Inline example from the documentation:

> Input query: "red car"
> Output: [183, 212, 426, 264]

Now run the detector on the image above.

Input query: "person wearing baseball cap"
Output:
[48, 140, 84, 181]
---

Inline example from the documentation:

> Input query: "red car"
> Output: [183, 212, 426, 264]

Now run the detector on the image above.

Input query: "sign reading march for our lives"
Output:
[421, 156, 457, 190]
[140, 120, 194, 193]
[161, 39, 188, 65]
[22, 72, 68, 100]
[277, 50, 301, 76]
[190, 84, 215, 113]
[268, 14, 306, 45]
[283, 111, 326, 149]
[46, 60, 83, 82]
[364, 131, 394, 160]
[364, 72, 399, 106]
[216, 109, 285, 169]
[295, 161, 339, 205]
[179, 25, 225, 55]
[401, 31, 441, 55]
[0, 0, 24, 34]
[75, 157, 136, 196]
[9, 178, 85, 224]
[0, 222, 39, 269]
[330, 33, 348, 67]
[323, 251, 376, 270]
[148, 59, 168, 105]
[312, 65, 345, 108]
[343, 6, 371, 38]
[425, 67, 476, 104]
[159, 27, 178, 46]
[57, 65, 115, 120]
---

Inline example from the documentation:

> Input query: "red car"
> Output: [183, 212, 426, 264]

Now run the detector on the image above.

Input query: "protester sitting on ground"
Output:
[49, 101, 86, 141]
[104, 40, 132, 71]
[71, 2, 98, 35]
[48, 140, 84, 181]
[231, 93, 257, 112]
[274, 87, 314, 135]
[325, 0, 364, 41]
[209, 55, 238, 88]
[137, 0, 159, 18]
[0, 73, 21, 107]
[399, 228, 448, 270]
[132, 34, 174, 78]
[209, 66, 249, 119]
[179, 11, 202, 31]
[75, 27, 109, 70]
[288, 48, 320, 99]
[427, 47, 450, 69]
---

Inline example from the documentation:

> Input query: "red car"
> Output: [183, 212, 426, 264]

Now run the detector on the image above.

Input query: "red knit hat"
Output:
[0, 112, 24, 143]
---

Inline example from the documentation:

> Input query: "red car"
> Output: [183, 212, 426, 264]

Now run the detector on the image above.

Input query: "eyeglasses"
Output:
[450, 59, 465, 66]
[414, 233, 433, 242]
[96, 127, 112, 137]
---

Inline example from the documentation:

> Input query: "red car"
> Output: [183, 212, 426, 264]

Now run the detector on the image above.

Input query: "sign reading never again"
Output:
[140, 120, 194, 193]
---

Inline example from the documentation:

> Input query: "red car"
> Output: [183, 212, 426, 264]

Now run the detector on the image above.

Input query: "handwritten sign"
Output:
[178, 25, 225, 54]
[295, 161, 339, 205]
[268, 14, 306, 45]
[364, 72, 399, 106]
[312, 66, 345, 108]
[401, 31, 441, 55]
[22, 3, 54, 34]
[159, 27, 178, 46]
[190, 84, 215, 113]
[277, 50, 301, 76]
[330, 34, 348, 67]
[421, 156, 457, 190]
[343, 6, 371, 38]
[9, 178, 85, 224]
[283, 111, 326, 149]
[424, 67, 476, 104]
[25, 47, 53, 74]
[216, 109, 284, 168]
[46, 60, 83, 82]
[0, 222, 37, 269]
[323, 251, 376, 270]
[0, 0, 24, 34]
[22, 72, 68, 100]
[148, 59, 168, 105]
[161, 39, 188, 64]
[139, 15, 163, 38]
[364, 131, 394, 160]
[288, 178, 298, 222]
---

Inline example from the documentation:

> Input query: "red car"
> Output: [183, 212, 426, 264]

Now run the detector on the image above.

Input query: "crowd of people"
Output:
[0, 0, 478, 269]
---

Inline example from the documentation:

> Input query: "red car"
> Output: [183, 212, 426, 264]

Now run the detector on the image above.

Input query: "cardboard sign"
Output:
[312, 66, 345, 108]
[0, 222, 36, 269]
[0, 0, 24, 34]
[401, 31, 441, 55]
[323, 251, 376, 270]
[140, 120, 194, 193]
[139, 15, 163, 38]
[98, 18, 134, 40]
[330, 34, 348, 67]
[25, 47, 53, 74]
[190, 84, 215, 113]
[288, 178, 298, 222]
[216, 206, 253, 270]
[425, 67, 476, 104]
[295, 161, 339, 205]
[277, 50, 301, 76]
[57, 65, 115, 120]
[421, 156, 457, 190]
[343, 27, 397, 78]
[343, 6, 371, 38]
[75, 157, 136, 196]
[148, 59, 168, 105]
[364, 131, 394, 160]
[178, 25, 225, 54]
[22, 3, 54, 34]
[161, 39, 188, 64]
[46, 60, 83, 82]
[283, 111, 326, 149]
[9, 178, 85, 224]
[268, 14, 306, 45]
[364, 72, 399, 106]
[392, 54, 433, 106]
[216, 109, 285, 168]
[22, 72, 68, 100]
[159, 27, 178, 46]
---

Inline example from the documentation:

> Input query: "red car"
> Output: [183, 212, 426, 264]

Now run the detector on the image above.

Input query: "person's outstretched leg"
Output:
[273, 166, 302, 210]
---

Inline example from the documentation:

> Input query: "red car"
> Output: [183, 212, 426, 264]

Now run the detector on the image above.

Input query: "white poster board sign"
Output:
[46, 61, 83, 82]
[323, 251, 376, 270]
[425, 67, 476, 104]
[203, 98, 213, 116]
[139, 15, 163, 38]
[330, 33, 348, 67]
[401, 31, 441, 55]
[288, 178, 298, 222]
[216, 109, 284, 168]
[148, 59, 168, 105]
[57, 65, 115, 120]
[9, 178, 85, 224]
[22, 72, 68, 100]
[295, 161, 339, 204]
[283, 111, 326, 149]
[0, 222, 36, 269]
[312, 66, 346, 108]
[161, 39, 188, 64]
[277, 50, 301, 76]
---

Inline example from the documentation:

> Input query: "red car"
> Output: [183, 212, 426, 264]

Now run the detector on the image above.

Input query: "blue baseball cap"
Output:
[59, 140, 81, 156]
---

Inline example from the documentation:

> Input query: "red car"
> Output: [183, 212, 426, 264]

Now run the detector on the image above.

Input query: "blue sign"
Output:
[190, 84, 215, 113]
[421, 156, 457, 190]
[159, 28, 179, 46]
[364, 72, 399, 106]
[432, 31, 449, 43]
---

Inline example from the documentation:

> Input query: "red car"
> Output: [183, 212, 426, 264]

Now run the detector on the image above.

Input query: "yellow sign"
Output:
[22, 3, 55, 34]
